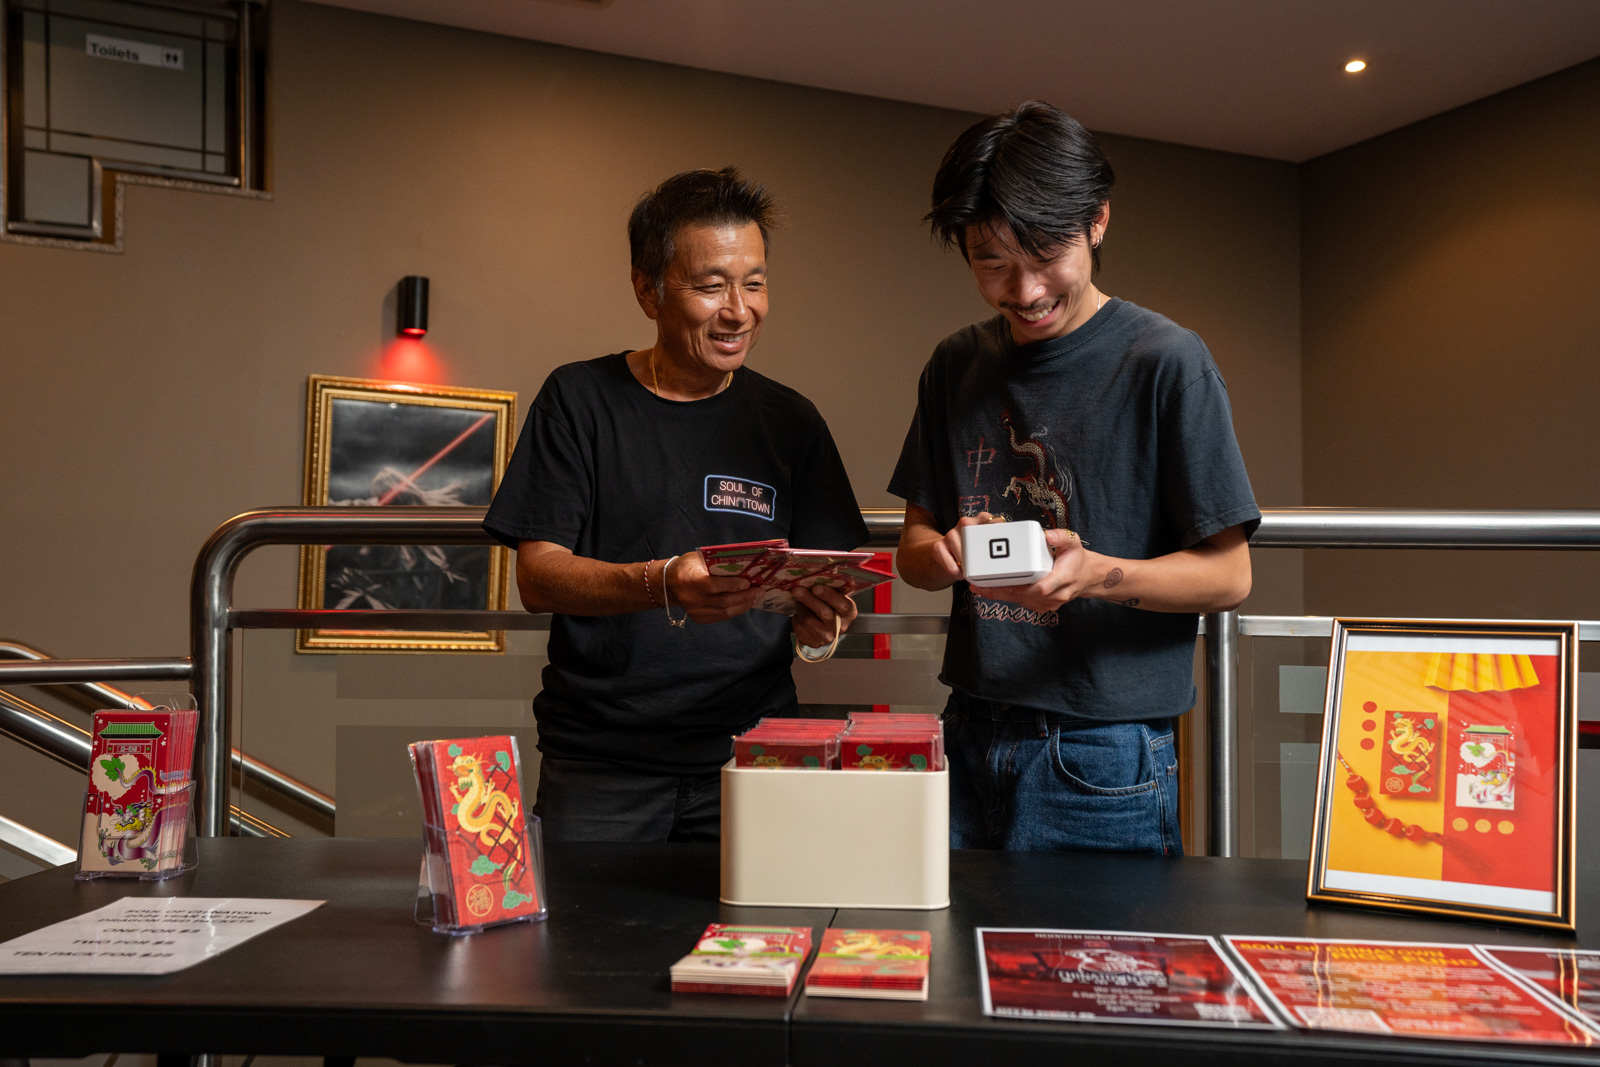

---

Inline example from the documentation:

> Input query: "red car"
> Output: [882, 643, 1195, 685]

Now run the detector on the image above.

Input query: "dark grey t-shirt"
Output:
[889, 299, 1259, 721]
[485, 353, 867, 775]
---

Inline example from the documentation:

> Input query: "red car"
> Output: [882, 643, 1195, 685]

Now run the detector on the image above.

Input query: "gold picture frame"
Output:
[1307, 618, 1578, 930]
[297, 375, 517, 653]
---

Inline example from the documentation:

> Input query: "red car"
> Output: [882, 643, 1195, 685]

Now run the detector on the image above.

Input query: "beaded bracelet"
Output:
[643, 559, 661, 608]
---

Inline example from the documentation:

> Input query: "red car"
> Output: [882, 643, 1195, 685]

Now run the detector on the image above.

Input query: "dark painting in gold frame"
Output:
[1308, 618, 1578, 930]
[297, 375, 517, 653]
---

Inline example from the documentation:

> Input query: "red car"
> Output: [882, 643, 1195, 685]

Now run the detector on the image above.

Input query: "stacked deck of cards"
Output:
[840, 712, 945, 771]
[78, 705, 198, 879]
[733, 718, 848, 768]
[409, 734, 547, 934]
[700, 538, 895, 616]
[805, 928, 933, 1000]
[670, 924, 814, 996]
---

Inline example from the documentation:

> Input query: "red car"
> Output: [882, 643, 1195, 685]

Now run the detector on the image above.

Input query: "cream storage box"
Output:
[720, 762, 949, 909]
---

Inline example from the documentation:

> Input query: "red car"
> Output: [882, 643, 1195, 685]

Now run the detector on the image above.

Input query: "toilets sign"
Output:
[85, 34, 184, 71]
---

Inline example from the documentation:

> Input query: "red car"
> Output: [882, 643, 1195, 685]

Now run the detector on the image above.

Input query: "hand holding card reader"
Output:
[960, 520, 1054, 588]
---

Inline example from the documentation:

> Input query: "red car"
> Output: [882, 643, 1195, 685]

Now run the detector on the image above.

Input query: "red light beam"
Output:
[375, 411, 495, 506]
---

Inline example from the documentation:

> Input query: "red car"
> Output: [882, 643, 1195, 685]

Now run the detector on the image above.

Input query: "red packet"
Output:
[702, 539, 788, 577]
[79, 708, 197, 879]
[806, 928, 931, 999]
[734, 718, 846, 768]
[763, 550, 877, 589]
[670, 924, 815, 996]
[698, 540, 895, 615]
[410, 735, 547, 933]
[1456, 723, 1515, 810]
[841, 713, 944, 771]
[1380, 710, 1440, 798]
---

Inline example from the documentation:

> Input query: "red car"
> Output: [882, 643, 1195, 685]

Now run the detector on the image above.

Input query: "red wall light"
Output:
[398, 275, 429, 337]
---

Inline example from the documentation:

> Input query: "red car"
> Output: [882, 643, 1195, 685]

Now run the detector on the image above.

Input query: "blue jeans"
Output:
[943, 691, 1182, 854]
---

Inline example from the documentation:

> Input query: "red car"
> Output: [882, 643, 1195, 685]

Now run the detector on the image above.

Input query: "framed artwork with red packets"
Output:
[1308, 619, 1579, 930]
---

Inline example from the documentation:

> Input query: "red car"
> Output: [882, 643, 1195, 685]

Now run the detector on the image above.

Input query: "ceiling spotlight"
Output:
[1344, 59, 1367, 73]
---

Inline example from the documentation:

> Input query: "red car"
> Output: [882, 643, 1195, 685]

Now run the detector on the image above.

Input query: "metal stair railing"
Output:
[0, 688, 287, 839]
[0, 640, 335, 823]
[189, 505, 1600, 856]
[0, 812, 75, 868]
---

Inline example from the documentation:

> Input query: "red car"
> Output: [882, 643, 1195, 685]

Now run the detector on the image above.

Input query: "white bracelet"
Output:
[661, 554, 688, 629]
[793, 613, 843, 664]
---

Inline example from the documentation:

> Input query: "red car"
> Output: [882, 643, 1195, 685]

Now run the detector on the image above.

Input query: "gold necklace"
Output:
[649, 348, 732, 398]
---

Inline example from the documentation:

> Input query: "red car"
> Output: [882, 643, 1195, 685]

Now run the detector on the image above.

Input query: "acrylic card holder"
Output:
[410, 734, 548, 934]
[77, 696, 199, 881]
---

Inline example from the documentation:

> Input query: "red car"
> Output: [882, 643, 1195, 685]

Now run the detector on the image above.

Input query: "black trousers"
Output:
[532, 754, 722, 843]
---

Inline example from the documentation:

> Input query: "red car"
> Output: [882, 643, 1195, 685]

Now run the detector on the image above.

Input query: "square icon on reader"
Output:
[989, 538, 1010, 559]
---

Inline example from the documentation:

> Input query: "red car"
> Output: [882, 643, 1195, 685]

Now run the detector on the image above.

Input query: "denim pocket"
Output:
[1050, 722, 1160, 797]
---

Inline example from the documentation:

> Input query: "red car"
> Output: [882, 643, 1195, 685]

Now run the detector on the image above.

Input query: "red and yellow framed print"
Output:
[1308, 619, 1578, 930]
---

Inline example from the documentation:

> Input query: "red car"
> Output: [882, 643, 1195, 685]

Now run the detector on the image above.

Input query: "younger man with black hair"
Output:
[891, 102, 1259, 854]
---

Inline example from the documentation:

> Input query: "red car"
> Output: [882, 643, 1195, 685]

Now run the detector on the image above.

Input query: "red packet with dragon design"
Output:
[806, 928, 932, 1000]
[1380, 709, 1439, 798]
[410, 735, 547, 934]
[78, 705, 197, 880]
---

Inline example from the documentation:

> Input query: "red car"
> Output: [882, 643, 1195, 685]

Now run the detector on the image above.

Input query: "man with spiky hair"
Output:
[486, 167, 866, 843]
[891, 102, 1259, 854]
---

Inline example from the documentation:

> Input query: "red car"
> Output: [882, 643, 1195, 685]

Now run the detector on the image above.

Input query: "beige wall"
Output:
[1300, 58, 1600, 619]
[0, 0, 1300, 846]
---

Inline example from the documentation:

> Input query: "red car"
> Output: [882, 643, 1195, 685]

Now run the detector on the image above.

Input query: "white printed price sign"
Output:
[0, 897, 322, 975]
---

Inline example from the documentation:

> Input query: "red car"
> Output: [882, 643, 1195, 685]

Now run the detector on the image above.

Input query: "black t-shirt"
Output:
[485, 352, 868, 774]
[889, 299, 1260, 721]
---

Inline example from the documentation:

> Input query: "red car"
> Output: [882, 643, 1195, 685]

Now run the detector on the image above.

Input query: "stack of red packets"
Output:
[805, 928, 933, 1000]
[840, 712, 944, 772]
[733, 718, 847, 769]
[732, 713, 944, 771]
[79, 705, 198, 879]
[700, 538, 895, 616]
[409, 734, 546, 934]
[670, 924, 814, 996]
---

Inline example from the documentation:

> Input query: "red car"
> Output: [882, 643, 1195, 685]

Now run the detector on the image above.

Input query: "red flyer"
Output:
[1479, 947, 1600, 1035]
[977, 929, 1280, 1029]
[1224, 936, 1595, 1044]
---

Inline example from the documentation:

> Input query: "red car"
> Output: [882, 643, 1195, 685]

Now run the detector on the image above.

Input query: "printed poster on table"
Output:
[1480, 947, 1600, 1033]
[976, 928, 1280, 1029]
[1308, 620, 1578, 928]
[1225, 936, 1596, 1045]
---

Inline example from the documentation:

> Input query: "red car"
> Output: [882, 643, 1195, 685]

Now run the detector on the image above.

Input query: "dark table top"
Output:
[1, 840, 1597, 1065]
[0, 838, 830, 1064]
[798, 850, 1600, 1067]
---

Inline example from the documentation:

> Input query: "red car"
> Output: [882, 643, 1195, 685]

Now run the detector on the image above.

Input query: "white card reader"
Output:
[960, 520, 1055, 588]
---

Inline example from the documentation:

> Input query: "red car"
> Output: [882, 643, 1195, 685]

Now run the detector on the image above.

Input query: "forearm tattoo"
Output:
[1102, 567, 1124, 589]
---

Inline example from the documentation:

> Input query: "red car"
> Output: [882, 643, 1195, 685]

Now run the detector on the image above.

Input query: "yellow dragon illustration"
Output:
[832, 931, 923, 958]
[1388, 717, 1435, 763]
[450, 752, 519, 851]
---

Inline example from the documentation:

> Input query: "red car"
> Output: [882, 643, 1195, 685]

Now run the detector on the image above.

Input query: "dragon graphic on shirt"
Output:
[955, 412, 1071, 627]
[1000, 411, 1070, 529]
